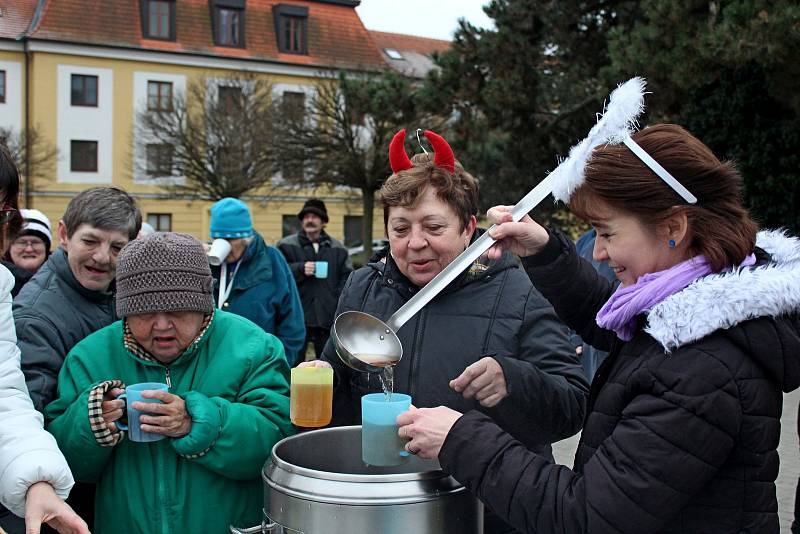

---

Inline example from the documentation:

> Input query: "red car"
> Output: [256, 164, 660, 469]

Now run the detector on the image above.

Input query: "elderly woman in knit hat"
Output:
[6, 209, 52, 272]
[45, 232, 294, 534]
[1, 208, 52, 296]
[208, 197, 305, 364]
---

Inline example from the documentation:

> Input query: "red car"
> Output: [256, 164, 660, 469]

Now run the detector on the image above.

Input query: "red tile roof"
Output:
[25, 0, 386, 71]
[369, 30, 449, 56]
[368, 30, 449, 78]
[0, 0, 39, 40]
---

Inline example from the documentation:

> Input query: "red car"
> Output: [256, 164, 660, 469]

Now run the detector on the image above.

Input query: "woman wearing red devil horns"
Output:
[299, 129, 589, 534]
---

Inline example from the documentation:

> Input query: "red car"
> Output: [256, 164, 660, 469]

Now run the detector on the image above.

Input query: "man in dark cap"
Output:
[45, 232, 293, 534]
[277, 198, 352, 359]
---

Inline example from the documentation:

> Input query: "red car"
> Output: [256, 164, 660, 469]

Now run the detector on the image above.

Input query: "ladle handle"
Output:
[386, 174, 554, 332]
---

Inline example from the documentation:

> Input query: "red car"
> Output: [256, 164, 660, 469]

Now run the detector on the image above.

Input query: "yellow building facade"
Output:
[0, 0, 393, 246]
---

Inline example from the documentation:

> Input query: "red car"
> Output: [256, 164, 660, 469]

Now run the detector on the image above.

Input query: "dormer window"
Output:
[141, 0, 176, 41]
[384, 48, 404, 60]
[273, 4, 308, 55]
[211, 0, 244, 47]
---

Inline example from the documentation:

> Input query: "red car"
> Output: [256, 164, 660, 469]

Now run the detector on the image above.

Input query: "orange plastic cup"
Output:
[290, 367, 333, 427]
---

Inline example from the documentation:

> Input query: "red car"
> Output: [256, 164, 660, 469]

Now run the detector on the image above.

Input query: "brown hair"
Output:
[379, 153, 479, 232]
[0, 144, 23, 252]
[570, 124, 758, 272]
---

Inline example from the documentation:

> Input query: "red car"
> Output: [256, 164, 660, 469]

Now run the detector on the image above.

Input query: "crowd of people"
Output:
[0, 112, 799, 533]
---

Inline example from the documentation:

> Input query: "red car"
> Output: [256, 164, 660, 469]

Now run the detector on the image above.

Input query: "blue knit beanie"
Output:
[209, 198, 254, 239]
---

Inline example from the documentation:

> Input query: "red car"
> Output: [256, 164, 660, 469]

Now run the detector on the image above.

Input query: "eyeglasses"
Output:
[0, 205, 17, 225]
[12, 238, 45, 249]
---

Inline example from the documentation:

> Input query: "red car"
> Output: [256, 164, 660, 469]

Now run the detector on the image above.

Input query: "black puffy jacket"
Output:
[439, 229, 800, 533]
[277, 231, 352, 329]
[322, 240, 589, 455]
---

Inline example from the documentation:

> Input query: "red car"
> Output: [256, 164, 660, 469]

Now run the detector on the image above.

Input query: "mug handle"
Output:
[114, 393, 128, 431]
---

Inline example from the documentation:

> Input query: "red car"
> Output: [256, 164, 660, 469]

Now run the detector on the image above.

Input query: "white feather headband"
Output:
[550, 77, 697, 205]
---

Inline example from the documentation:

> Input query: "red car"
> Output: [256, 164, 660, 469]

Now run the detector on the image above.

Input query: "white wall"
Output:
[57, 64, 113, 183]
[0, 60, 23, 132]
[132, 71, 186, 184]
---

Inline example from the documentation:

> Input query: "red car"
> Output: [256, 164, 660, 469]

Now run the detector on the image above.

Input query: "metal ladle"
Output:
[332, 174, 554, 373]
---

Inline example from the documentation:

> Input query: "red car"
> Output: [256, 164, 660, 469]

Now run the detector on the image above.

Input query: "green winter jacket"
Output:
[45, 310, 294, 534]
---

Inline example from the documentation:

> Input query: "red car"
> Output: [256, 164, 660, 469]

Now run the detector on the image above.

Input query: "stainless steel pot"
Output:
[230, 426, 482, 533]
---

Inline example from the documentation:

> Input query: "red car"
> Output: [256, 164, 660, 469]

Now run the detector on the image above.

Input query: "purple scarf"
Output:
[596, 253, 756, 341]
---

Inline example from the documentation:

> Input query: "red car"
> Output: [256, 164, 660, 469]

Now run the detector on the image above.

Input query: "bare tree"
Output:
[276, 70, 441, 258]
[135, 75, 279, 200]
[0, 125, 59, 206]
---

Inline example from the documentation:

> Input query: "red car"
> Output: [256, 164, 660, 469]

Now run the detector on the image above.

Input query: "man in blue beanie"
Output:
[208, 197, 305, 364]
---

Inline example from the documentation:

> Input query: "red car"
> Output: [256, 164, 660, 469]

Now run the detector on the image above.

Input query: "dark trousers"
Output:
[304, 326, 330, 360]
[65, 482, 95, 531]
[0, 505, 57, 534]
[0, 505, 25, 534]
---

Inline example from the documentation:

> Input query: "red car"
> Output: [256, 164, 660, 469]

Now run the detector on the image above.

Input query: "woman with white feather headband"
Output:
[397, 78, 800, 532]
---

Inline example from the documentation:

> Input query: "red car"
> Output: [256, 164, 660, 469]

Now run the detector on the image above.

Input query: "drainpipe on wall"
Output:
[23, 38, 32, 208]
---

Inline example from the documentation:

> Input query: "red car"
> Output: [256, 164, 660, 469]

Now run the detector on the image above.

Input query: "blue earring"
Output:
[668, 239, 676, 249]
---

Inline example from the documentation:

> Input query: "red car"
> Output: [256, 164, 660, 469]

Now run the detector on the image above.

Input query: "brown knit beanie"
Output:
[116, 232, 214, 317]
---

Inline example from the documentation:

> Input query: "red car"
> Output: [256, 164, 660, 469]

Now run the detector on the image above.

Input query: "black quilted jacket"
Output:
[440, 229, 800, 533]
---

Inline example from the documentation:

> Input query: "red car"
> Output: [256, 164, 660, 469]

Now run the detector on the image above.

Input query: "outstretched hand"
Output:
[450, 357, 508, 408]
[25, 482, 90, 534]
[296, 359, 332, 369]
[485, 205, 550, 261]
[396, 406, 462, 460]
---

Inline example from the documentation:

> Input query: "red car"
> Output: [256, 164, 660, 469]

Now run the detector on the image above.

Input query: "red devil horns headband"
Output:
[388, 129, 456, 174]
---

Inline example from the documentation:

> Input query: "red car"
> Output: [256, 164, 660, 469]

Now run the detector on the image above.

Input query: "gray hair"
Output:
[62, 187, 142, 240]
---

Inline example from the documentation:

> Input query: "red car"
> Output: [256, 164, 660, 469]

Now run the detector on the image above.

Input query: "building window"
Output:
[384, 48, 404, 60]
[281, 16, 306, 54]
[0, 70, 5, 104]
[281, 91, 306, 121]
[142, 0, 175, 40]
[214, 6, 244, 47]
[147, 81, 173, 111]
[282, 214, 301, 237]
[344, 215, 363, 247]
[273, 4, 308, 55]
[218, 86, 243, 114]
[146, 143, 173, 175]
[71, 75, 98, 107]
[147, 213, 172, 231]
[70, 140, 98, 172]
[218, 145, 243, 176]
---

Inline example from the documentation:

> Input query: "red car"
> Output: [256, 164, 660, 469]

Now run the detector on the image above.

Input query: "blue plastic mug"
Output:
[115, 382, 169, 442]
[361, 393, 412, 466]
[314, 261, 328, 279]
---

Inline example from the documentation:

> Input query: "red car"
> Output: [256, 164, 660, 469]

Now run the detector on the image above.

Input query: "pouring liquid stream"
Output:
[353, 354, 395, 400]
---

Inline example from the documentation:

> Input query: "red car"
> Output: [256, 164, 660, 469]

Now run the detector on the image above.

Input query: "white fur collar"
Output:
[645, 230, 800, 351]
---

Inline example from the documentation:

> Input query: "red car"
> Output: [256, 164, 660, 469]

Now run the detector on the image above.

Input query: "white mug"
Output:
[207, 238, 231, 266]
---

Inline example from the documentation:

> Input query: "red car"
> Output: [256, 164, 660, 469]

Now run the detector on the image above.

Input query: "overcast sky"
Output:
[355, 0, 494, 41]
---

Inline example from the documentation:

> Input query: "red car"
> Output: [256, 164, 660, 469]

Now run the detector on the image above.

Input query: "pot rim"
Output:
[268, 426, 447, 483]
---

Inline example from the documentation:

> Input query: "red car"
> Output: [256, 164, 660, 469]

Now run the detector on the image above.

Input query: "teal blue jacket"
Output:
[45, 310, 294, 534]
[213, 234, 305, 365]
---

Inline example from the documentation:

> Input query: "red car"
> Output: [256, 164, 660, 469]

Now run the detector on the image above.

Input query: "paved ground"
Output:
[552, 388, 800, 531]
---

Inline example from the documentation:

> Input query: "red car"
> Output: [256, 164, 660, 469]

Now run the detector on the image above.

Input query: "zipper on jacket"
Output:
[409, 308, 427, 400]
[164, 367, 172, 388]
[156, 444, 169, 534]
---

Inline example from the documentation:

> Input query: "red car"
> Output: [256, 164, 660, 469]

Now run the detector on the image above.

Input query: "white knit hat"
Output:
[20, 209, 52, 248]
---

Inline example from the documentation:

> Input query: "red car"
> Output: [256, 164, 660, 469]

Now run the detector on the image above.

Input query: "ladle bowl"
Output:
[332, 311, 403, 373]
